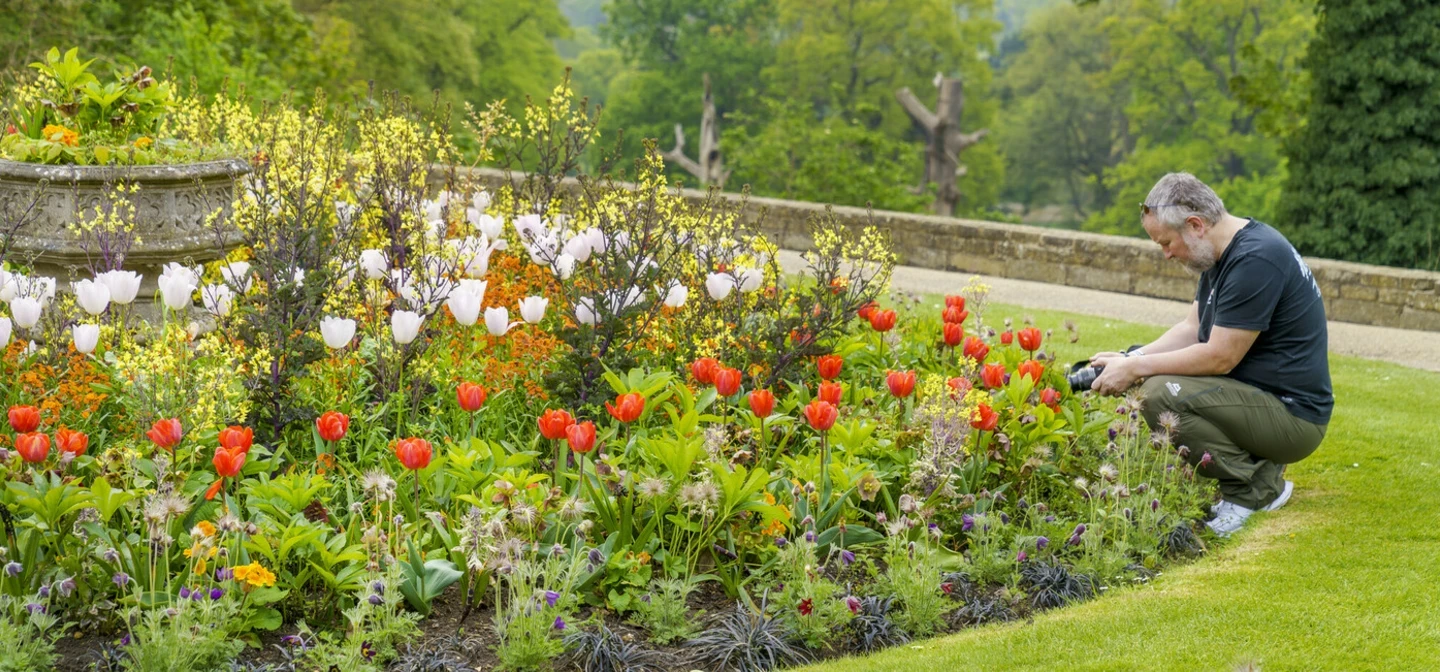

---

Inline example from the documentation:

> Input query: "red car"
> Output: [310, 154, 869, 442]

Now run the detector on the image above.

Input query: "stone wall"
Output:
[454, 167, 1440, 332]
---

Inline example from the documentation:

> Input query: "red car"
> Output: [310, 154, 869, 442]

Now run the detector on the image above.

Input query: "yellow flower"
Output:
[41, 124, 78, 147]
[231, 562, 276, 588]
[133, 136, 153, 149]
[193, 521, 217, 538]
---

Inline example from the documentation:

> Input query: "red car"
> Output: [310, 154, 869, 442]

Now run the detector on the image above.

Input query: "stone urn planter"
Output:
[0, 158, 250, 316]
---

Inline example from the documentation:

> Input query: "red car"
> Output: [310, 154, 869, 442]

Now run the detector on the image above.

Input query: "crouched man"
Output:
[1089, 173, 1332, 536]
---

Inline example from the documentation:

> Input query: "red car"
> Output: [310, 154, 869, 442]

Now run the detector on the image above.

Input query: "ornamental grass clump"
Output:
[689, 595, 810, 672]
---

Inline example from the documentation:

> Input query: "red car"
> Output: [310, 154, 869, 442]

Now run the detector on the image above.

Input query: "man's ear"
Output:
[1186, 216, 1208, 235]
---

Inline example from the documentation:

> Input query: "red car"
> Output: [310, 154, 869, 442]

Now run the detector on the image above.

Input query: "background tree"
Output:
[1279, 0, 1440, 270]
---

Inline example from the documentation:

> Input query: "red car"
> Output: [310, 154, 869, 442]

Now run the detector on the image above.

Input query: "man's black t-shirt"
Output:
[1195, 219, 1333, 425]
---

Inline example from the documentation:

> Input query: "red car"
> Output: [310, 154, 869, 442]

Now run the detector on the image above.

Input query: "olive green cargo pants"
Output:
[1140, 375, 1327, 511]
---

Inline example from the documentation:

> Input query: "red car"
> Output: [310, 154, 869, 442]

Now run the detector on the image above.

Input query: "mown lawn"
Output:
[803, 302, 1440, 672]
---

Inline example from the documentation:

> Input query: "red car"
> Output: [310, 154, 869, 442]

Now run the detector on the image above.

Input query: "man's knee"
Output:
[1139, 375, 1185, 424]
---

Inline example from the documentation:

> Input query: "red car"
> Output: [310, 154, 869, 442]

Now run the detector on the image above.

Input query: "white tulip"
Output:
[513, 214, 546, 241]
[0, 270, 20, 303]
[606, 287, 645, 314]
[359, 249, 388, 280]
[291, 268, 306, 287]
[663, 282, 688, 308]
[335, 200, 361, 227]
[73, 279, 111, 316]
[457, 279, 487, 304]
[221, 261, 253, 293]
[0, 317, 10, 345]
[456, 236, 500, 278]
[201, 283, 233, 317]
[97, 270, 142, 305]
[423, 198, 445, 225]
[391, 310, 423, 344]
[474, 213, 506, 241]
[518, 296, 548, 324]
[445, 285, 483, 326]
[157, 273, 197, 311]
[583, 227, 606, 255]
[526, 232, 559, 267]
[552, 253, 576, 280]
[738, 267, 764, 293]
[484, 307, 515, 336]
[705, 273, 735, 301]
[10, 297, 41, 328]
[161, 262, 201, 287]
[575, 297, 599, 326]
[72, 323, 100, 354]
[563, 233, 594, 263]
[319, 316, 356, 349]
[472, 190, 491, 213]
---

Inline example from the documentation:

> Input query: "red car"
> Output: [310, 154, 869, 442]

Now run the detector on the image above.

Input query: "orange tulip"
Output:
[803, 400, 838, 432]
[942, 322, 964, 347]
[606, 393, 645, 424]
[566, 421, 597, 454]
[942, 306, 969, 324]
[962, 337, 990, 363]
[944, 295, 966, 311]
[868, 309, 897, 332]
[212, 445, 246, 478]
[886, 370, 916, 398]
[7, 405, 39, 433]
[857, 301, 880, 321]
[15, 432, 49, 463]
[538, 409, 575, 440]
[457, 382, 487, 412]
[1040, 387, 1062, 411]
[1017, 327, 1043, 353]
[394, 437, 433, 471]
[816, 354, 843, 380]
[1017, 359, 1045, 383]
[146, 418, 183, 451]
[970, 403, 999, 432]
[1000, 330, 1014, 346]
[316, 411, 349, 442]
[947, 376, 973, 399]
[219, 426, 253, 454]
[818, 381, 843, 406]
[749, 389, 775, 418]
[981, 363, 1007, 389]
[55, 427, 88, 457]
[690, 357, 720, 385]
[713, 367, 742, 397]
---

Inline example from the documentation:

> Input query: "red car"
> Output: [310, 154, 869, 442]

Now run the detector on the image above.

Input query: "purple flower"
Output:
[215, 567, 233, 581]
[37, 584, 50, 599]
[552, 616, 567, 631]
[58, 577, 76, 598]
[119, 634, 131, 647]
[280, 635, 305, 647]
[1045, 515, 1056, 523]
[587, 549, 605, 566]
[1108, 427, 1118, 440]
[999, 513, 1010, 525]
[371, 580, 385, 595]
[840, 549, 855, 567]
[1036, 536, 1049, 550]
[1072, 523, 1087, 536]
[774, 536, 788, 548]
[1151, 498, 1161, 512]
[844, 596, 861, 615]
[4, 562, 21, 577]
[545, 590, 560, 607]
[961, 514, 974, 532]
[804, 529, 816, 543]
[190, 590, 203, 602]
[24, 603, 44, 614]
[112, 572, 129, 588]
[1067, 534, 1082, 547]
[102, 548, 119, 563]
[1124, 507, 1133, 521]
[368, 594, 383, 606]
[1199, 452, 1214, 469]
[179, 587, 191, 599]
[210, 588, 224, 601]
[1016, 550, 1028, 563]
[361, 641, 376, 660]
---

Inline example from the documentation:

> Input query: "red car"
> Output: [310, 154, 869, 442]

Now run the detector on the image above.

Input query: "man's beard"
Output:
[1180, 231, 1218, 275]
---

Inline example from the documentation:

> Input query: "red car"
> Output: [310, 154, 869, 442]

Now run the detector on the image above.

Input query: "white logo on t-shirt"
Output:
[1292, 249, 1321, 298]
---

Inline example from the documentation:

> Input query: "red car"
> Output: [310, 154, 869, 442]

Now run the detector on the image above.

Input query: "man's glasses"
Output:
[1139, 202, 1185, 216]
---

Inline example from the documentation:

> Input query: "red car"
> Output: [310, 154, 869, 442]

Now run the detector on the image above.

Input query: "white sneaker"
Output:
[1262, 480, 1294, 512]
[1206, 500, 1255, 536]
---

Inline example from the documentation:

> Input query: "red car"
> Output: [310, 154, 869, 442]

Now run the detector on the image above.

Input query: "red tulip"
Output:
[970, 403, 999, 432]
[316, 411, 350, 442]
[886, 371, 916, 398]
[394, 437, 433, 471]
[816, 354, 843, 380]
[857, 301, 880, 321]
[713, 367, 742, 397]
[218, 426, 253, 454]
[947, 376, 973, 399]
[818, 381, 843, 406]
[868, 309, 897, 332]
[1017, 327, 1043, 352]
[690, 357, 720, 385]
[963, 336, 990, 363]
[605, 393, 645, 424]
[942, 306, 969, 324]
[538, 409, 575, 440]
[15, 432, 49, 463]
[1000, 330, 1014, 346]
[803, 400, 838, 432]
[1040, 387, 1062, 411]
[981, 363, 1007, 389]
[7, 405, 39, 433]
[457, 382, 488, 412]
[749, 389, 775, 418]
[942, 322, 964, 347]
[566, 421, 597, 454]
[1017, 359, 1045, 383]
[55, 427, 88, 457]
[146, 418, 183, 451]
[944, 295, 966, 311]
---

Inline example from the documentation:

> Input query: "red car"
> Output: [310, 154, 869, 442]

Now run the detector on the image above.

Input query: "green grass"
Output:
[804, 302, 1440, 671]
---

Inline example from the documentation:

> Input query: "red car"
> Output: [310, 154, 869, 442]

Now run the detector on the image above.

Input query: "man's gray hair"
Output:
[1144, 173, 1226, 229]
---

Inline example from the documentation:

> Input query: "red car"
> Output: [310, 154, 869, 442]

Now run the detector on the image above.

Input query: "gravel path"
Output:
[779, 251, 1440, 372]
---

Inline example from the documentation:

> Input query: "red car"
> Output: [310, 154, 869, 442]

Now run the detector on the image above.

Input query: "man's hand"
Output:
[1090, 354, 1141, 397]
[1089, 351, 1128, 364]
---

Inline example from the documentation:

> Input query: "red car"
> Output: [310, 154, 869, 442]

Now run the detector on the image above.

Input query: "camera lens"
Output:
[1066, 363, 1104, 392]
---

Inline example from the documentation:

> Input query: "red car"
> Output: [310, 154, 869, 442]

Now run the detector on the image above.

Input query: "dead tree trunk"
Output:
[662, 73, 730, 189]
[896, 77, 988, 216]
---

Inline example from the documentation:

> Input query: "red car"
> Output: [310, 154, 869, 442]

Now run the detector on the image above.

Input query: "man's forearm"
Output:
[1140, 321, 1200, 355]
[1130, 342, 1236, 378]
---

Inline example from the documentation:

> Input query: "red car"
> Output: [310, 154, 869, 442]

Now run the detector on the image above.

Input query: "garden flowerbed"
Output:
[0, 74, 1215, 672]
